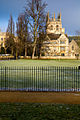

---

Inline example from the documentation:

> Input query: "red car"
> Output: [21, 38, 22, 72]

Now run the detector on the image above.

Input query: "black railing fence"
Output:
[0, 66, 80, 92]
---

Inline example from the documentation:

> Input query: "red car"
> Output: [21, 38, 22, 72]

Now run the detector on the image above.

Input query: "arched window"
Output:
[72, 45, 74, 50]
[56, 25, 59, 30]
[50, 25, 53, 30]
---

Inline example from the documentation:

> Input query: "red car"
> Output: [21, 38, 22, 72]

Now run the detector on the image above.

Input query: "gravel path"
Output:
[0, 91, 80, 104]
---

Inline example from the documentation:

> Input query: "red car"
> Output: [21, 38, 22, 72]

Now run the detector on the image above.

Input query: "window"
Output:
[56, 25, 59, 30]
[60, 40, 65, 44]
[50, 25, 53, 30]
[1, 38, 3, 41]
[61, 53, 65, 56]
[53, 41, 57, 44]
[60, 47, 65, 51]
[72, 45, 74, 50]
[54, 47, 56, 52]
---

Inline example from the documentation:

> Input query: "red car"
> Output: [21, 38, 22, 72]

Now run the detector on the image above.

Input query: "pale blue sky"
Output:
[0, 0, 80, 36]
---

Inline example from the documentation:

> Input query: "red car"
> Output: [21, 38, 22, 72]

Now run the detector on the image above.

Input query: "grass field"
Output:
[0, 103, 80, 120]
[0, 59, 80, 67]
[0, 59, 80, 91]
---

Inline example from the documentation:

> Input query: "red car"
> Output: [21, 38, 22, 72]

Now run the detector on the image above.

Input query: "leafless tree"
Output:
[25, 0, 47, 59]
[16, 14, 29, 57]
[5, 15, 15, 55]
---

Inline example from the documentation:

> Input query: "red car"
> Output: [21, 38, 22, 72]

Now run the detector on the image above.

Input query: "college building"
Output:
[0, 32, 6, 49]
[40, 12, 80, 59]
[0, 12, 80, 59]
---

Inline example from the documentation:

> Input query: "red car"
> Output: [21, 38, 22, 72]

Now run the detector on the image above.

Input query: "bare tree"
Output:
[25, 0, 47, 59]
[5, 15, 15, 55]
[16, 14, 29, 57]
[14, 37, 24, 59]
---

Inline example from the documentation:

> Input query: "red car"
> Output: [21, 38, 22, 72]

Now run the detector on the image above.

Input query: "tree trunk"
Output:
[5, 48, 7, 54]
[11, 48, 13, 55]
[32, 45, 36, 59]
[16, 50, 18, 60]
[25, 47, 27, 57]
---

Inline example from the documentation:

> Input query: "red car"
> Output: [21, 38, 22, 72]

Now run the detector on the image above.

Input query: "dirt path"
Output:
[0, 91, 80, 104]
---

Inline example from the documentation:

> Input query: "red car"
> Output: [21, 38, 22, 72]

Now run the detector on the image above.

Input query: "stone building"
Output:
[41, 12, 80, 58]
[0, 31, 6, 48]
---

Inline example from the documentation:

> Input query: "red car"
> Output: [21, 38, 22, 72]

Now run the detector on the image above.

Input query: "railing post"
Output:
[5, 66, 6, 90]
[78, 66, 80, 91]
[1, 67, 2, 90]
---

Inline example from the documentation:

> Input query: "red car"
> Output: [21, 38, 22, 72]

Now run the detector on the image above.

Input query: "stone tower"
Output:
[46, 12, 65, 34]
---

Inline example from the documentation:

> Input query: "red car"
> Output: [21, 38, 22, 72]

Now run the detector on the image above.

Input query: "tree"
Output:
[5, 15, 15, 55]
[25, 0, 47, 59]
[0, 47, 5, 54]
[14, 37, 24, 59]
[16, 14, 29, 57]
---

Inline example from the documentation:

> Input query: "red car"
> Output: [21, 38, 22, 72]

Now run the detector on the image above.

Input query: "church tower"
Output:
[46, 12, 65, 35]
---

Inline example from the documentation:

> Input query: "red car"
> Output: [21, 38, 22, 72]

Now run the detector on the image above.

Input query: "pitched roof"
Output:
[47, 33, 61, 40]
[75, 40, 80, 48]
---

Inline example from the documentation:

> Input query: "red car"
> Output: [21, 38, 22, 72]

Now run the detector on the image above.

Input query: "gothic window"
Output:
[1, 38, 3, 41]
[60, 40, 65, 44]
[50, 25, 53, 30]
[54, 47, 56, 52]
[60, 47, 65, 51]
[72, 45, 74, 50]
[53, 41, 57, 44]
[56, 25, 59, 30]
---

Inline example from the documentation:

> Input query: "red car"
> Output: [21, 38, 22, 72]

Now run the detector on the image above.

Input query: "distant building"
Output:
[40, 12, 80, 59]
[0, 32, 6, 48]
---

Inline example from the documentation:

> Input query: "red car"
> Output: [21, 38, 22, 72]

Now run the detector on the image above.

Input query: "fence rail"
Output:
[0, 66, 80, 92]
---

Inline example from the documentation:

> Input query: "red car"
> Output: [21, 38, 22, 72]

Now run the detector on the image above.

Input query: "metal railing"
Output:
[0, 66, 80, 92]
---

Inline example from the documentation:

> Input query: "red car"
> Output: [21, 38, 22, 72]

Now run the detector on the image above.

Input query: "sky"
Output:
[0, 0, 80, 36]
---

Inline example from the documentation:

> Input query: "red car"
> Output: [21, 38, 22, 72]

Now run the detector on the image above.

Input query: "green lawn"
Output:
[0, 103, 80, 120]
[0, 59, 80, 91]
[0, 59, 80, 67]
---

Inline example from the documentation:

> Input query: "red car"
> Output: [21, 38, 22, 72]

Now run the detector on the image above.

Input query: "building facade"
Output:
[0, 32, 6, 49]
[41, 12, 79, 58]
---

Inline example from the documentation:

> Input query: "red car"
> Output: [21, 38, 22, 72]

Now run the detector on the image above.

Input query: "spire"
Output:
[47, 11, 49, 22]
[52, 13, 53, 21]
[54, 12, 55, 21]
[60, 11, 61, 21]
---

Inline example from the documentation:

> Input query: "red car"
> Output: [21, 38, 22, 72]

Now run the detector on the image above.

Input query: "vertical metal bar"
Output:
[32, 66, 33, 91]
[65, 67, 66, 92]
[76, 67, 77, 92]
[78, 67, 79, 91]
[1, 67, 2, 90]
[56, 67, 58, 91]
[74, 67, 75, 92]
[63, 67, 64, 92]
[36, 66, 37, 91]
[46, 66, 47, 91]
[72, 67, 73, 91]
[41, 67, 43, 91]
[34, 66, 35, 91]
[5, 66, 6, 90]
[55, 67, 56, 91]
[38, 66, 39, 91]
